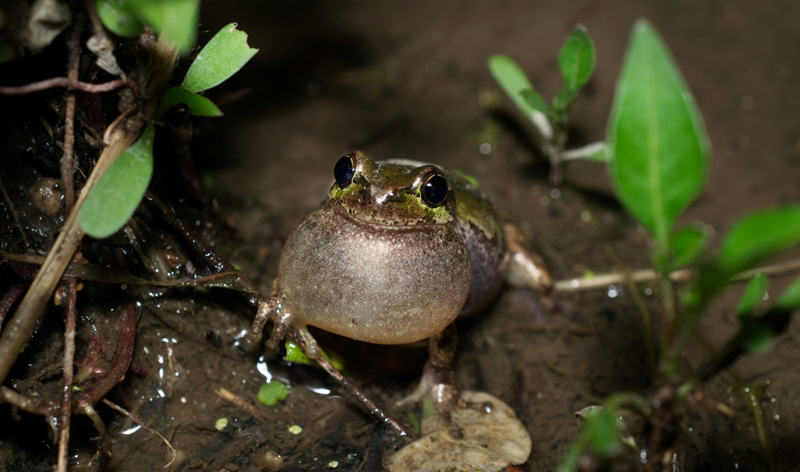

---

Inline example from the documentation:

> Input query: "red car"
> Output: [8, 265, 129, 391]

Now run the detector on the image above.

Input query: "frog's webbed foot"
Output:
[503, 222, 553, 291]
[249, 298, 321, 359]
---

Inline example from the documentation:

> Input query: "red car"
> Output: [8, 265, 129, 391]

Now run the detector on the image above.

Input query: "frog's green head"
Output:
[326, 151, 456, 226]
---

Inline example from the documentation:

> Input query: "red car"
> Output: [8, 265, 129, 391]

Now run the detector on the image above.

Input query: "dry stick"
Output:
[0, 36, 178, 387]
[551, 257, 800, 293]
[288, 330, 413, 439]
[56, 21, 82, 472]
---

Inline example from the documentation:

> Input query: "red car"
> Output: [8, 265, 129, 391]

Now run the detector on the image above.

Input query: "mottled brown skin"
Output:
[251, 151, 550, 430]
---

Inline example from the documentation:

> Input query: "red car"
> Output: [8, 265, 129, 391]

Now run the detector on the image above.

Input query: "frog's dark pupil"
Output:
[334, 155, 356, 186]
[422, 173, 448, 207]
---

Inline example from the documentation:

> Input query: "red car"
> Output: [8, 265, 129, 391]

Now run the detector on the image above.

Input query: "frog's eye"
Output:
[334, 154, 356, 186]
[421, 172, 448, 207]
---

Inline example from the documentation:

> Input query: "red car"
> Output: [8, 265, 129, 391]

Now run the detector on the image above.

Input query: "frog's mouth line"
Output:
[330, 203, 454, 232]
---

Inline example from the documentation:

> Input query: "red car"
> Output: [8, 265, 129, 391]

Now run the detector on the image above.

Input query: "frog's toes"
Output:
[503, 222, 553, 290]
[266, 310, 293, 351]
[249, 298, 278, 343]
[293, 324, 321, 359]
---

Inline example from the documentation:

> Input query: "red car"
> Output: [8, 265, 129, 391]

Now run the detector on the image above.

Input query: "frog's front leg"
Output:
[249, 297, 321, 359]
[503, 222, 553, 291]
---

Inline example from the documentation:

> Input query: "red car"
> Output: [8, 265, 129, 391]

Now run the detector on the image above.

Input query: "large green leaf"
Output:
[718, 205, 800, 275]
[181, 23, 259, 93]
[558, 25, 596, 93]
[80, 125, 155, 239]
[607, 20, 710, 246]
[670, 223, 711, 270]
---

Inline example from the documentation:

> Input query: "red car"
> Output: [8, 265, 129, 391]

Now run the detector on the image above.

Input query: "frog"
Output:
[250, 150, 551, 431]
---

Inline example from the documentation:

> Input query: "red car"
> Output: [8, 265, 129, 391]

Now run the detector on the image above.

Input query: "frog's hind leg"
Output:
[398, 323, 463, 438]
[503, 222, 553, 291]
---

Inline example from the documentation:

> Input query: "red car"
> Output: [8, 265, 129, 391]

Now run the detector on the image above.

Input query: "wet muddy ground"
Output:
[2, 1, 800, 471]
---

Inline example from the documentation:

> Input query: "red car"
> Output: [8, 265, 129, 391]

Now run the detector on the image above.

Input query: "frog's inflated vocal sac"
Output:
[251, 151, 550, 412]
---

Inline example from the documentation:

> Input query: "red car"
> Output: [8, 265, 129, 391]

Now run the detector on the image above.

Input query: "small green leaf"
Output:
[607, 20, 710, 247]
[257, 380, 289, 406]
[157, 87, 223, 118]
[558, 25, 596, 93]
[671, 223, 711, 269]
[284, 340, 345, 370]
[136, 0, 199, 53]
[520, 88, 549, 114]
[740, 319, 776, 353]
[488, 55, 539, 121]
[775, 276, 800, 311]
[182, 23, 259, 93]
[96, 0, 144, 38]
[718, 205, 800, 276]
[585, 410, 621, 456]
[737, 273, 768, 317]
[551, 89, 574, 117]
[79, 124, 155, 239]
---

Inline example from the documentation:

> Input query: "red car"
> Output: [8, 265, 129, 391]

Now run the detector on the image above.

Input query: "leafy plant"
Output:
[79, 23, 258, 239]
[488, 25, 602, 184]
[491, 19, 800, 470]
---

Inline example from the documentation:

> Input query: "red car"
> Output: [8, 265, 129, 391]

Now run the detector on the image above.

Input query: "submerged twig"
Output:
[213, 386, 267, 423]
[102, 398, 177, 468]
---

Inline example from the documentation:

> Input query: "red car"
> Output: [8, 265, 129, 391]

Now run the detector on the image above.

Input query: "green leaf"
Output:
[607, 20, 710, 247]
[558, 25, 596, 93]
[718, 205, 800, 275]
[79, 124, 155, 239]
[737, 273, 768, 317]
[182, 23, 259, 93]
[135, 0, 199, 54]
[488, 55, 539, 121]
[157, 87, 223, 118]
[257, 380, 289, 406]
[775, 276, 800, 311]
[96, 0, 144, 38]
[671, 223, 711, 269]
[520, 88, 549, 114]
[585, 410, 621, 456]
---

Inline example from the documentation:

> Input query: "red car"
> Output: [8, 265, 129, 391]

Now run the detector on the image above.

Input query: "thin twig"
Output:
[102, 398, 177, 468]
[552, 257, 800, 292]
[61, 18, 82, 213]
[288, 330, 412, 438]
[57, 279, 77, 472]
[0, 77, 132, 95]
[213, 386, 267, 423]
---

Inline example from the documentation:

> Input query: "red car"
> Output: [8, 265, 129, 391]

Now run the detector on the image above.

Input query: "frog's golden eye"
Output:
[334, 154, 356, 187]
[421, 172, 448, 207]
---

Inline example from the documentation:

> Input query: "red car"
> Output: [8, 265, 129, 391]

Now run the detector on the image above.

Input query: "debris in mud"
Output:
[387, 391, 531, 472]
